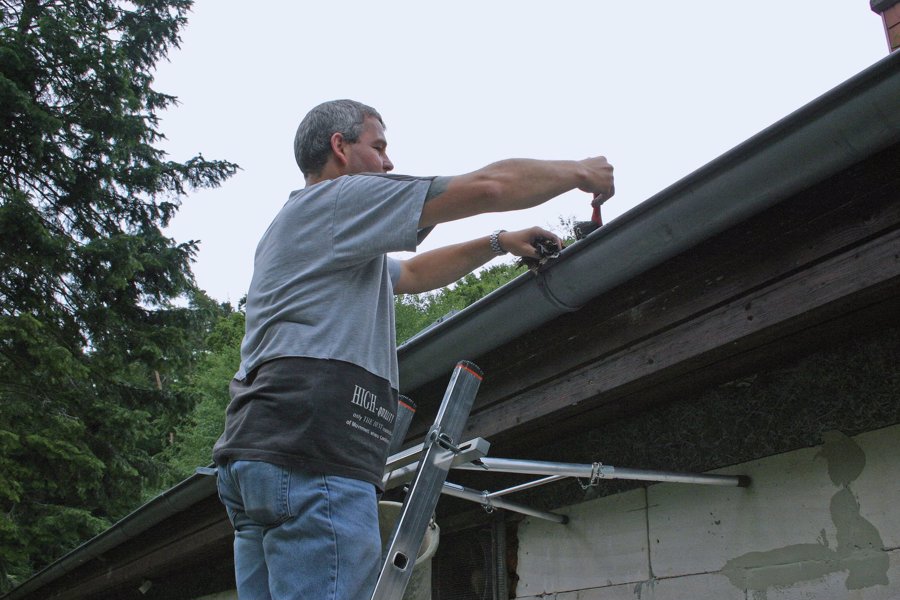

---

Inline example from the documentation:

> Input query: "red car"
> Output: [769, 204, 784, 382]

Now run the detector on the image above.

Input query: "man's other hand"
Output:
[500, 227, 563, 258]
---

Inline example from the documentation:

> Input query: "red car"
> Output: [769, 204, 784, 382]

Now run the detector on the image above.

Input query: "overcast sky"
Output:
[152, 1, 890, 304]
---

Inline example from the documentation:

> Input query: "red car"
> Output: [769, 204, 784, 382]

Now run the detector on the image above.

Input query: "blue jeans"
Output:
[216, 460, 381, 600]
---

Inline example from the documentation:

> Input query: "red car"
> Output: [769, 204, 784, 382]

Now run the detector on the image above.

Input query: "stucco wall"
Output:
[515, 424, 900, 599]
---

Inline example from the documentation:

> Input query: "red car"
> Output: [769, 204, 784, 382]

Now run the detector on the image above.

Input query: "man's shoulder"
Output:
[331, 174, 437, 206]
[347, 173, 436, 183]
[295, 174, 437, 199]
[342, 173, 437, 190]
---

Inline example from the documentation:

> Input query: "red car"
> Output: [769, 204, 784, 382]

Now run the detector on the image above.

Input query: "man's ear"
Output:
[330, 132, 349, 167]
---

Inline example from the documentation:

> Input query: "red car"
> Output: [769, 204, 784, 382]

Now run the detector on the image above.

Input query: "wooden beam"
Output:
[476, 166, 900, 410]
[462, 227, 900, 442]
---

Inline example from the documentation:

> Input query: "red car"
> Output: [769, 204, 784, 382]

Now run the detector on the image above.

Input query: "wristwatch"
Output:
[490, 230, 508, 255]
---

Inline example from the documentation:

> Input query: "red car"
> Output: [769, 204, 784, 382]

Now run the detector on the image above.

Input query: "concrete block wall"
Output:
[515, 424, 899, 599]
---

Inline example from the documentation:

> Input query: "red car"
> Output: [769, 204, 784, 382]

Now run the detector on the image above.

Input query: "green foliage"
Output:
[150, 309, 245, 495]
[0, 0, 237, 590]
[395, 262, 527, 344]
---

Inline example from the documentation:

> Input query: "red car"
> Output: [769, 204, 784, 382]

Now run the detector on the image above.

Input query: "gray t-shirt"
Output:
[213, 174, 440, 487]
[236, 173, 434, 388]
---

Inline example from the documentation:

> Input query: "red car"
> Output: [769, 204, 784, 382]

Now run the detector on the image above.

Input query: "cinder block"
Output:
[852, 425, 900, 549]
[753, 548, 900, 599]
[514, 582, 636, 599]
[648, 444, 836, 578]
[650, 572, 744, 600]
[552, 582, 637, 599]
[648, 425, 899, 595]
[515, 572, 749, 600]
[513, 426, 899, 599]
[516, 488, 649, 596]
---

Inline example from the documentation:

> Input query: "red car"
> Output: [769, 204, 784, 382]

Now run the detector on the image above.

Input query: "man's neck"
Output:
[305, 163, 344, 187]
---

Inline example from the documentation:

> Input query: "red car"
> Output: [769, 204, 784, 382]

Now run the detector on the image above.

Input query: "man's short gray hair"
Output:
[294, 99, 384, 177]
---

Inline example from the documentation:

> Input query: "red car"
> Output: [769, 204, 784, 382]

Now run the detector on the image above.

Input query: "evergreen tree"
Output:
[0, 0, 237, 589]
[152, 307, 244, 494]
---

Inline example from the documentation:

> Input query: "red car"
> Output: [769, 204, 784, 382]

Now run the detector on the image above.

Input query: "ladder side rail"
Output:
[386, 395, 416, 458]
[370, 361, 484, 600]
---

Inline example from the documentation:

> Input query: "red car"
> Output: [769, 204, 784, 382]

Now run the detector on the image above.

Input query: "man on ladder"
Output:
[212, 99, 616, 599]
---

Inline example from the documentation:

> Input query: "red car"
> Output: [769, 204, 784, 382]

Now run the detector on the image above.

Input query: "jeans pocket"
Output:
[216, 476, 239, 528]
[233, 460, 292, 527]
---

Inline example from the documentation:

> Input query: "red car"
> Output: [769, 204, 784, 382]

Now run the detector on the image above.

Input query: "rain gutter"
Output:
[398, 50, 900, 392]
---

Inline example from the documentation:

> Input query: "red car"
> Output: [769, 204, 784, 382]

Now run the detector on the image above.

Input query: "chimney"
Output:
[872, 0, 900, 51]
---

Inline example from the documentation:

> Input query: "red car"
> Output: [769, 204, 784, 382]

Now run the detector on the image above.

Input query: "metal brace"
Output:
[426, 426, 461, 454]
[480, 490, 495, 514]
[436, 432, 461, 453]
[578, 462, 604, 489]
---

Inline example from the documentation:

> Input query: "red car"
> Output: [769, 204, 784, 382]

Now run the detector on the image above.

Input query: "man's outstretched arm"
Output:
[394, 227, 560, 295]
[418, 157, 614, 229]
